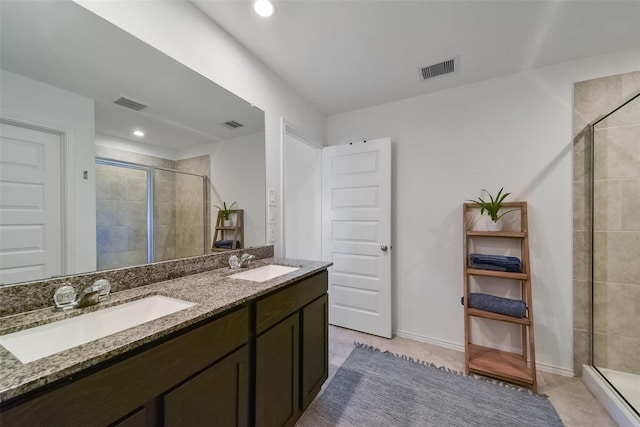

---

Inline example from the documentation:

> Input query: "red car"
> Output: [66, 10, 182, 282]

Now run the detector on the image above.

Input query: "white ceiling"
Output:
[0, 1, 264, 150]
[193, 0, 640, 115]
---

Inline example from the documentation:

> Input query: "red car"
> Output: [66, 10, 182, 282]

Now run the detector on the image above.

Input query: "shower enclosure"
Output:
[95, 159, 208, 270]
[589, 92, 640, 419]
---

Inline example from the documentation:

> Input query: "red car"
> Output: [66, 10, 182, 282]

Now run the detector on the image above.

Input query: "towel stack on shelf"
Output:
[461, 293, 527, 318]
[215, 239, 241, 249]
[469, 253, 522, 273]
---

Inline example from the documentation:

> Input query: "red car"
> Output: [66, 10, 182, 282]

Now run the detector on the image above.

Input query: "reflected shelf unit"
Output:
[462, 201, 537, 392]
[211, 209, 244, 252]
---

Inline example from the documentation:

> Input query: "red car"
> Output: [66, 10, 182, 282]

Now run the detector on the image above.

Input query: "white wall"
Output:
[328, 48, 640, 375]
[0, 69, 97, 276]
[96, 133, 179, 161]
[283, 130, 322, 260]
[75, 0, 327, 257]
[182, 132, 267, 248]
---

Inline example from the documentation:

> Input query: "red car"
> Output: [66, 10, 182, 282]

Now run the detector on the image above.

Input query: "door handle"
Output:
[380, 244, 388, 252]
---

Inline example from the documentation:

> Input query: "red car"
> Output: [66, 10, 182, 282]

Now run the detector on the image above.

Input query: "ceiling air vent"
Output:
[223, 120, 244, 129]
[420, 58, 455, 80]
[113, 96, 149, 111]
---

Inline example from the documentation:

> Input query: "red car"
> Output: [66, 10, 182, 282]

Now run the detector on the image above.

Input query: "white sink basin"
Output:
[229, 264, 300, 282]
[0, 295, 195, 364]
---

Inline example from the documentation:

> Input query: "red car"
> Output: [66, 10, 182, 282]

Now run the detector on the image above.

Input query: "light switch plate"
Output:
[267, 224, 276, 242]
[268, 206, 276, 223]
[268, 188, 277, 207]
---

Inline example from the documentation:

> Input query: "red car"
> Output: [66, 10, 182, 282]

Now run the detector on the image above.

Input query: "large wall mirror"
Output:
[0, 0, 266, 286]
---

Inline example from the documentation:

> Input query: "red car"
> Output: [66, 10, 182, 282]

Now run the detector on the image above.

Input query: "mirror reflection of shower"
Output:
[590, 92, 640, 417]
[95, 158, 208, 270]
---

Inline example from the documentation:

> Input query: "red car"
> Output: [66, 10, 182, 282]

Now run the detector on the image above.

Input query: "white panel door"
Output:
[0, 121, 62, 284]
[322, 138, 391, 338]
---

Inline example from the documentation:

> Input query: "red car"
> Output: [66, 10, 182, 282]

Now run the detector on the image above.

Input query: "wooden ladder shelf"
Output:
[462, 201, 537, 392]
[211, 209, 244, 252]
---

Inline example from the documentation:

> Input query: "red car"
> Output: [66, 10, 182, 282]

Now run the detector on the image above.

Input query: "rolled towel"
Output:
[469, 253, 522, 273]
[215, 239, 241, 249]
[461, 293, 527, 318]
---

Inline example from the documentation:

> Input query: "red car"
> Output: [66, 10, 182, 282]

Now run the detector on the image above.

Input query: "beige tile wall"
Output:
[153, 168, 177, 262]
[572, 71, 640, 376]
[175, 156, 210, 256]
[592, 95, 640, 374]
[96, 164, 149, 270]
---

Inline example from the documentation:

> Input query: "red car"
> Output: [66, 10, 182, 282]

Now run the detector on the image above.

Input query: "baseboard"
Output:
[393, 329, 574, 377]
[393, 329, 464, 352]
[536, 361, 574, 377]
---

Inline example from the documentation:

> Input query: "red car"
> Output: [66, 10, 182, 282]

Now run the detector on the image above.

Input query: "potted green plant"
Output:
[467, 188, 516, 231]
[215, 201, 237, 226]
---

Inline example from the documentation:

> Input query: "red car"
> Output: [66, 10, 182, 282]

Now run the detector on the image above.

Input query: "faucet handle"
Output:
[229, 255, 241, 269]
[93, 279, 110, 301]
[54, 284, 77, 310]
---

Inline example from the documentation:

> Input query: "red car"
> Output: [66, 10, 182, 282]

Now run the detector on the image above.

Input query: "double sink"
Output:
[0, 264, 300, 364]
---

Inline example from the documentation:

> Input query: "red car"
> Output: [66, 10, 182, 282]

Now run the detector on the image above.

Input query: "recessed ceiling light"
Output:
[254, 0, 274, 17]
[133, 130, 145, 137]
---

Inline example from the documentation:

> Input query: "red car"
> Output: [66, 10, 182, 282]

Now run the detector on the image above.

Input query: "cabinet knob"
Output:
[380, 244, 388, 252]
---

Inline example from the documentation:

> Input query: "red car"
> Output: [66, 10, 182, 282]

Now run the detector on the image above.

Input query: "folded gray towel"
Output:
[469, 253, 522, 273]
[461, 293, 527, 318]
[215, 239, 241, 249]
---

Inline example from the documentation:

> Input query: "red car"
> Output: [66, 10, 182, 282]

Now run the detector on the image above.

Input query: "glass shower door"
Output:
[153, 169, 206, 262]
[95, 161, 150, 270]
[591, 93, 640, 416]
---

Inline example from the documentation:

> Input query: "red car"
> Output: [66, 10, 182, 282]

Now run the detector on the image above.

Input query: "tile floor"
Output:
[299, 325, 618, 427]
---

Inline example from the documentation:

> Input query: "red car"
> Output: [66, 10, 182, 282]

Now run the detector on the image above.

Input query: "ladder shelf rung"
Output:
[466, 231, 526, 238]
[468, 344, 534, 385]
[466, 308, 531, 325]
[466, 268, 528, 280]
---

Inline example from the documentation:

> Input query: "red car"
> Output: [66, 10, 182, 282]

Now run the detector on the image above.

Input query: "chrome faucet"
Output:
[54, 279, 111, 310]
[75, 285, 101, 308]
[239, 253, 256, 268]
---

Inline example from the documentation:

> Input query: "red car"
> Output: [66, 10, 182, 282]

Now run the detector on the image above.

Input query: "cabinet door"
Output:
[110, 399, 162, 427]
[255, 313, 300, 427]
[301, 294, 328, 409]
[163, 345, 249, 427]
[110, 408, 145, 427]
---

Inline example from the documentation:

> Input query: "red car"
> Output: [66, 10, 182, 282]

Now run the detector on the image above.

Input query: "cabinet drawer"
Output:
[256, 271, 328, 334]
[2, 306, 249, 427]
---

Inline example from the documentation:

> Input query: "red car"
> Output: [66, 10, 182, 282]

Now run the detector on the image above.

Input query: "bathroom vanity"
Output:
[0, 256, 330, 427]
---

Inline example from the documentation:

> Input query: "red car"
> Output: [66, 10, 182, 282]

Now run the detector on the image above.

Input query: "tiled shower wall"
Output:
[95, 163, 149, 270]
[572, 71, 640, 376]
[154, 168, 178, 262]
[592, 94, 640, 375]
[175, 156, 210, 258]
[95, 146, 209, 269]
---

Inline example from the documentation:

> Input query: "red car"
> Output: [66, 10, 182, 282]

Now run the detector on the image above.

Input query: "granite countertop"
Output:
[0, 257, 331, 403]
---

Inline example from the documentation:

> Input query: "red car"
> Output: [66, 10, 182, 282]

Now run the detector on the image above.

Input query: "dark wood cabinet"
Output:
[1, 306, 249, 427]
[2, 270, 328, 427]
[164, 345, 249, 427]
[255, 271, 328, 427]
[111, 407, 149, 427]
[255, 314, 300, 427]
[301, 293, 328, 410]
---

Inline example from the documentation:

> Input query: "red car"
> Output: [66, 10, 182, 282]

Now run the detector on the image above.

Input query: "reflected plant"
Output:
[214, 201, 237, 220]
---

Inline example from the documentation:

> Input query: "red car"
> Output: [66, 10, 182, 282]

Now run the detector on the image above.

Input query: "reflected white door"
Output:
[322, 138, 391, 338]
[0, 121, 63, 284]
